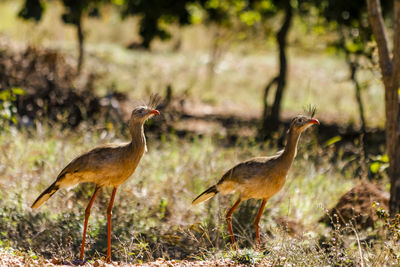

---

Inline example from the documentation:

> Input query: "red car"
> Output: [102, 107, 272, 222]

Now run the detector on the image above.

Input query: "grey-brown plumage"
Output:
[31, 95, 161, 262]
[192, 115, 320, 248]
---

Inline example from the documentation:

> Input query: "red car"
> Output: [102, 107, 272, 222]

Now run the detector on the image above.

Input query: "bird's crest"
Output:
[147, 93, 162, 109]
[304, 104, 317, 118]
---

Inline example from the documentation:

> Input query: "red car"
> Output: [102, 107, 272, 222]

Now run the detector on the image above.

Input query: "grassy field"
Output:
[0, 123, 398, 265]
[0, 1, 397, 266]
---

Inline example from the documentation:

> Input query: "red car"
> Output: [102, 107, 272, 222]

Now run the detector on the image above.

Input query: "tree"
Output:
[366, 0, 400, 215]
[259, 0, 293, 139]
[317, 0, 374, 134]
[193, 0, 292, 139]
[18, 0, 105, 74]
[120, 0, 202, 49]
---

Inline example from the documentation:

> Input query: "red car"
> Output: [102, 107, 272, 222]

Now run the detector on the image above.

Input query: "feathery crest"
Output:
[148, 94, 162, 109]
[304, 104, 317, 118]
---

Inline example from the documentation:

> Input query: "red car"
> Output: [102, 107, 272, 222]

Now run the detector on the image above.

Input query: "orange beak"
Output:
[309, 118, 320, 125]
[149, 109, 160, 115]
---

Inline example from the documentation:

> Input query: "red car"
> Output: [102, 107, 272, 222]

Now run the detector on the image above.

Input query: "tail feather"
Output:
[192, 185, 218, 205]
[31, 182, 59, 209]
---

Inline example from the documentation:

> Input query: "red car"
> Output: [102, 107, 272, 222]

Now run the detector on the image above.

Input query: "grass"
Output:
[1, 123, 398, 265]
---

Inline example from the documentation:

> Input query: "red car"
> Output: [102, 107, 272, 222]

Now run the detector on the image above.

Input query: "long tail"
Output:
[31, 182, 59, 209]
[192, 185, 219, 205]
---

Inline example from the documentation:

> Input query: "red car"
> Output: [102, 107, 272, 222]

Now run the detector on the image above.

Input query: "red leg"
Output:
[225, 198, 241, 249]
[254, 199, 267, 249]
[80, 186, 101, 260]
[106, 187, 117, 263]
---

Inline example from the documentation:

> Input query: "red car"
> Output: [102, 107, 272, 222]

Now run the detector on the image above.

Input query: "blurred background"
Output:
[0, 0, 398, 265]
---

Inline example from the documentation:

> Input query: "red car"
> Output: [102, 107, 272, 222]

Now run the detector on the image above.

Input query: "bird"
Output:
[192, 114, 319, 248]
[31, 95, 161, 263]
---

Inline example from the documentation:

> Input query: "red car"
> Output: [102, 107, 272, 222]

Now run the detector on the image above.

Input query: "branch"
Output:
[366, 0, 392, 79]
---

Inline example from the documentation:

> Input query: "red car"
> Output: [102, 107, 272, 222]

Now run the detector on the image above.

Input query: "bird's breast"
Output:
[239, 173, 287, 200]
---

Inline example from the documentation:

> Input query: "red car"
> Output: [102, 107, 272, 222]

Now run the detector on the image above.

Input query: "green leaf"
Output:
[370, 162, 380, 174]
[324, 136, 341, 146]
[378, 154, 389, 163]
[12, 87, 25, 95]
[0, 91, 11, 101]
[111, 0, 124, 5]
[239, 11, 261, 26]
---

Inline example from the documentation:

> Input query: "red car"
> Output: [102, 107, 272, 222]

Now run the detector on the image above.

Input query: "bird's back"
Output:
[55, 142, 144, 188]
[216, 155, 289, 200]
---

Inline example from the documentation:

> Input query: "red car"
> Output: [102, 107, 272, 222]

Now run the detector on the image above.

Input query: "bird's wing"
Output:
[55, 144, 123, 181]
[217, 155, 279, 185]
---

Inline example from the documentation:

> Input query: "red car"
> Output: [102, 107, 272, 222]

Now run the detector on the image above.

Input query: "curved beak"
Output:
[149, 109, 160, 115]
[308, 118, 320, 125]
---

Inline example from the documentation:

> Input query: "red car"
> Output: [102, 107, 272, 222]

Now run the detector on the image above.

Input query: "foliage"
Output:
[119, 0, 203, 49]
[18, 0, 106, 72]
[18, 0, 104, 25]
[18, 0, 45, 22]
[314, 0, 392, 57]
[0, 88, 24, 129]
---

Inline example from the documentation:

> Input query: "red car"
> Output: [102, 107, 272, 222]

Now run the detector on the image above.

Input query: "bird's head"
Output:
[290, 115, 320, 133]
[129, 94, 161, 125]
[129, 106, 160, 123]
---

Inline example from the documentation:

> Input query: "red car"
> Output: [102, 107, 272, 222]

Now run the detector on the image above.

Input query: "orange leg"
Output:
[254, 199, 267, 249]
[225, 198, 241, 249]
[106, 187, 117, 263]
[80, 186, 101, 260]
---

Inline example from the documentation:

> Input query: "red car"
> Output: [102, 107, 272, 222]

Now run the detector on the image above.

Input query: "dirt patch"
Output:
[275, 217, 304, 237]
[0, 253, 269, 266]
[319, 182, 389, 230]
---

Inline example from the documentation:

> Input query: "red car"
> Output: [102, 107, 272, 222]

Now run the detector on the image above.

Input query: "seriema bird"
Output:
[31, 95, 161, 262]
[192, 114, 319, 248]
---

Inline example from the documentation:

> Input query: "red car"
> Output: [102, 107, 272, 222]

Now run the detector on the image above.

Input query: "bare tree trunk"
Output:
[260, 1, 293, 139]
[366, 0, 400, 215]
[349, 61, 367, 134]
[77, 14, 84, 74]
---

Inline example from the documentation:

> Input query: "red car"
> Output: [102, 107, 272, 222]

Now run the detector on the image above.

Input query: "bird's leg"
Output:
[225, 198, 241, 250]
[106, 187, 117, 263]
[254, 199, 267, 249]
[80, 186, 101, 260]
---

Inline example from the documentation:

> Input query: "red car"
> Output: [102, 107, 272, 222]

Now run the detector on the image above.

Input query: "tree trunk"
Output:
[389, 0, 400, 217]
[260, 1, 293, 139]
[366, 0, 400, 216]
[77, 14, 84, 74]
[349, 61, 367, 134]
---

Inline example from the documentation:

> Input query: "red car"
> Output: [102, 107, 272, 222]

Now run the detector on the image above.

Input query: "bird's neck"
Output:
[129, 121, 147, 153]
[280, 128, 301, 167]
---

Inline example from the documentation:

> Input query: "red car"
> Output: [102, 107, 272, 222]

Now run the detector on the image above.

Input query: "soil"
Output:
[319, 182, 389, 230]
[0, 252, 271, 266]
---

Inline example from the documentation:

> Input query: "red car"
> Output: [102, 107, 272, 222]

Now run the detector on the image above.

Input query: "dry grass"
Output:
[0, 123, 398, 265]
